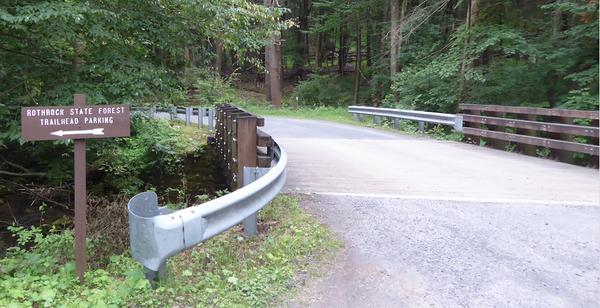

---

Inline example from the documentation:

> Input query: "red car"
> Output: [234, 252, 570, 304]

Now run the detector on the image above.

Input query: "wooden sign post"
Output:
[21, 94, 130, 284]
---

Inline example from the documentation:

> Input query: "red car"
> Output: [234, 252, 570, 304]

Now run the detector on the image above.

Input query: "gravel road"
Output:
[258, 117, 599, 307]
[286, 194, 599, 307]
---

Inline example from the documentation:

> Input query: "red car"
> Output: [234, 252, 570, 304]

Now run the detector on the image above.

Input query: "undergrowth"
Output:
[0, 194, 342, 307]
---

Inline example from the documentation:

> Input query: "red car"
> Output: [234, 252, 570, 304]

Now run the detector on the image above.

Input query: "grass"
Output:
[1, 194, 343, 307]
[155, 193, 342, 307]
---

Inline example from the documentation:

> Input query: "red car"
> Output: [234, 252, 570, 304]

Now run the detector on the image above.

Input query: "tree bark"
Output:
[184, 46, 190, 84]
[459, 0, 472, 102]
[366, 8, 372, 67]
[390, 0, 399, 82]
[338, 24, 347, 76]
[264, 0, 271, 102]
[216, 37, 223, 75]
[73, 33, 84, 71]
[354, 25, 362, 105]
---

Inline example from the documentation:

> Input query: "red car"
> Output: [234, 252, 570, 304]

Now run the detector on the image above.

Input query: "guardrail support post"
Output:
[394, 118, 399, 130]
[237, 116, 257, 189]
[487, 112, 506, 150]
[373, 116, 378, 125]
[418, 121, 424, 133]
[516, 114, 537, 156]
[243, 167, 270, 237]
[198, 108, 204, 129]
[170, 107, 176, 121]
[151, 106, 156, 119]
[549, 116, 573, 163]
[463, 109, 481, 145]
[144, 262, 167, 289]
[353, 114, 357, 122]
[185, 108, 191, 126]
[359, 114, 364, 123]
[209, 109, 214, 132]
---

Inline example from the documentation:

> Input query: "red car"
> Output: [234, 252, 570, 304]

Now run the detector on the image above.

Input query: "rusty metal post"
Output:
[74, 94, 87, 284]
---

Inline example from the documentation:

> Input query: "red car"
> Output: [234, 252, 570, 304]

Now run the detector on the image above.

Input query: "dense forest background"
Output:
[2, 0, 598, 134]
[274, 0, 598, 114]
[0, 0, 598, 179]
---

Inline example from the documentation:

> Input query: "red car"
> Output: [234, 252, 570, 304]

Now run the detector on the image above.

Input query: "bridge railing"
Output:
[214, 103, 274, 191]
[131, 106, 216, 131]
[127, 104, 286, 284]
[348, 106, 463, 132]
[459, 104, 599, 164]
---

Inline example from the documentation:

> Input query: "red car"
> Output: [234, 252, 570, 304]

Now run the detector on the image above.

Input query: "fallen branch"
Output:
[0, 170, 48, 177]
[0, 154, 33, 173]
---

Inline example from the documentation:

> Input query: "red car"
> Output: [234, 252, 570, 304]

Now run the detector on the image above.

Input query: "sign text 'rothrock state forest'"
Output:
[21, 105, 130, 141]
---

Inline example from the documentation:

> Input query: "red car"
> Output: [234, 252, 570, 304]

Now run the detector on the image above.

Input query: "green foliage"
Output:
[386, 0, 598, 113]
[293, 74, 353, 107]
[93, 115, 201, 194]
[193, 69, 239, 106]
[0, 194, 342, 307]
[0, 225, 156, 307]
[0, 0, 290, 146]
[158, 194, 342, 307]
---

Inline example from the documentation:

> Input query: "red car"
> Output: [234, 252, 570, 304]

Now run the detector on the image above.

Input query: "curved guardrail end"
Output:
[128, 192, 185, 271]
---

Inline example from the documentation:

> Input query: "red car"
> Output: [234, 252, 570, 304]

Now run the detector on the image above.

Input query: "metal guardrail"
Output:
[131, 106, 215, 131]
[127, 106, 286, 284]
[348, 106, 463, 132]
[128, 142, 286, 273]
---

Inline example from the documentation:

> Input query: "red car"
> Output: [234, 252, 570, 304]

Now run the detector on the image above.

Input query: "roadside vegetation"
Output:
[1, 192, 342, 307]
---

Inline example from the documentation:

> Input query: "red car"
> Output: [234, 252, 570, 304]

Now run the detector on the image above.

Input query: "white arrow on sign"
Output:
[51, 128, 105, 137]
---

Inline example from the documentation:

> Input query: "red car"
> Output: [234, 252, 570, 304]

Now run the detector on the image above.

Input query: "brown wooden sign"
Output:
[20, 95, 130, 285]
[21, 104, 130, 141]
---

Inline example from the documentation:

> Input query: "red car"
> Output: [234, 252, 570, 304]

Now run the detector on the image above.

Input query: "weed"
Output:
[0, 194, 342, 307]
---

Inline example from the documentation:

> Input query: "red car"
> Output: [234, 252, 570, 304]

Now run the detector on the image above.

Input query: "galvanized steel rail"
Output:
[128, 141, 286, 272]
[127, 105, 286, 279]
[348, 106, 463, 132]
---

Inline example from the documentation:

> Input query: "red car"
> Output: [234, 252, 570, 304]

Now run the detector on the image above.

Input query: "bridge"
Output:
[260, 117, 599, 307]
[146, 106, 598, 306]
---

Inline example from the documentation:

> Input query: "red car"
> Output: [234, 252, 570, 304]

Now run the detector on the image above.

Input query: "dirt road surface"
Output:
[259, 117, 599, 308]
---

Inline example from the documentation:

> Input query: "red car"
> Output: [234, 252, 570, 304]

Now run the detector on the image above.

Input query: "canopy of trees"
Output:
[279, 0, 598, 113]
[0, 0, 288, 146]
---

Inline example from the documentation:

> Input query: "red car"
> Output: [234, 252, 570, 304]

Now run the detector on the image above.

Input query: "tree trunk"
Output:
[338, 24, 347, 76]
[366, 8, 372, 67]
[73, 33, 85, 71]
[459, 0, 472, 102]
[269, 35, 282, 108]
[184, 46, 190, 84]
[354, 25, 362, 105]
[278, 43, 284, 94]
[316, 31, 322, 70]
[216, 37, 223, 75]
[390, 0, 399, 82]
